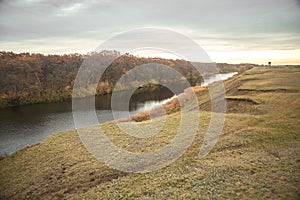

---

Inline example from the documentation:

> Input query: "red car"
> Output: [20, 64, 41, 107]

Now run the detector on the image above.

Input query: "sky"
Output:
[0, 0, 300, 64]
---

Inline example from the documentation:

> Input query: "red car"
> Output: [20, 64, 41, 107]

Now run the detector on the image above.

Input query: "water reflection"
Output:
[0, 72, 238, 155]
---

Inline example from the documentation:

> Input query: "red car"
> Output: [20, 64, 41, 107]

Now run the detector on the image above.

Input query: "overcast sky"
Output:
[1, 0, 300, 64]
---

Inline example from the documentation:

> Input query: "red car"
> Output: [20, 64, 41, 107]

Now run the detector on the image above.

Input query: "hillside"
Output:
[0, 66, 299, 199]
[0, 51, 252, 108]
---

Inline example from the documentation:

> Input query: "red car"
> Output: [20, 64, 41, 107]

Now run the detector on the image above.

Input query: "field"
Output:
[0, 66, 299, 199]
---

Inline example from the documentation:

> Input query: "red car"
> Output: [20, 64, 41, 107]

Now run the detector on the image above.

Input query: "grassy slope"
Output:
[0, 66, 299, 199]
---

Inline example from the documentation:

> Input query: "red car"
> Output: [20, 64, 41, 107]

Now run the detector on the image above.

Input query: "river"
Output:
[0, 72, 237, 155]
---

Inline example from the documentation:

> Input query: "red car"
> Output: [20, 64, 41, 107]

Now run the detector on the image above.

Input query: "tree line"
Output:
[0, 51, 253, 108]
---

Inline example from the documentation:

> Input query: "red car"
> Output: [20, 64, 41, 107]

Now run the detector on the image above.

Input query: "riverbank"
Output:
[0, 71, 238, 155]
[0, 66, 299, 199]
[0, 51, 255, 109]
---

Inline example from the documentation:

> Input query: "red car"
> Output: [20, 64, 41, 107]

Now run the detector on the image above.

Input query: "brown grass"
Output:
[0, 66, 299, 199]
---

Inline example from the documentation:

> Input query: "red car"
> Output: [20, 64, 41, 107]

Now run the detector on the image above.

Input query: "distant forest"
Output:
[0, 51, 254, 108]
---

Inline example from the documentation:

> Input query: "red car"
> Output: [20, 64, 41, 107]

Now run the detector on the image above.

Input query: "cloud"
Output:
[0, 0, 300, 60]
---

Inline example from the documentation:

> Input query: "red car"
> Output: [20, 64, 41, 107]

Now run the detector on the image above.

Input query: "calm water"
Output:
[0, 72, 237, 155]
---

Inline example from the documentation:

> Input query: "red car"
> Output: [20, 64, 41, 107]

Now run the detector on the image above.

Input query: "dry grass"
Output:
[0, 66, 299, 199]
[238, 66, 300, 92]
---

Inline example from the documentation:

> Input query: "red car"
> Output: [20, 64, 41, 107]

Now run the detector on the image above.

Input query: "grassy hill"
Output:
[0, 66, 299, 199]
